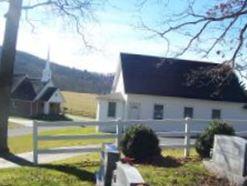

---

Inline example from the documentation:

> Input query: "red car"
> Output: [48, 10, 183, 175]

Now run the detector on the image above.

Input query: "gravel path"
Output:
[8, 116, 92, 137]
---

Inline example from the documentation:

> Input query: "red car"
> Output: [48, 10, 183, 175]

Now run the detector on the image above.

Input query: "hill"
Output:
[61, 91, 97, 118]
[0, 47, 114, 93]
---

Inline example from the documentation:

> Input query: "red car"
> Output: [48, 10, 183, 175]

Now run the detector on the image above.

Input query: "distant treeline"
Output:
[0, 47, 114, 94]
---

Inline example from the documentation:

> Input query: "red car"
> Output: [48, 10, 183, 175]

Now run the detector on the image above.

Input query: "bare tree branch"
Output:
[231, 22, 247, 66]
[22, 1, 56, 10]
[19, 0, 98, 49]
[176, 20, 211, 56]
[139, 0, 247, 71]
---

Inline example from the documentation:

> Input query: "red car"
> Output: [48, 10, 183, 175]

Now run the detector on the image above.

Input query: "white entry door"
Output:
[128, 103, 141, 120]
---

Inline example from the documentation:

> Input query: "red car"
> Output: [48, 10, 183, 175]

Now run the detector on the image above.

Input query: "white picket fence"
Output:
[33, 118, 247, 164]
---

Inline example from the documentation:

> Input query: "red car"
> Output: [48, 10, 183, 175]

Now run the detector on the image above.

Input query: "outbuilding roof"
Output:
[39, 87, 58, 101]
[11, 77, 36, 101]
[29, 78, 47, 94]
[120, 53, 247, 103]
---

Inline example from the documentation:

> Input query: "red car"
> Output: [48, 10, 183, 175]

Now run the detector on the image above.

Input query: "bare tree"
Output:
[0, 0, 99, 153]
[138, 0, 247, 75]
[0, 0, 22, 153]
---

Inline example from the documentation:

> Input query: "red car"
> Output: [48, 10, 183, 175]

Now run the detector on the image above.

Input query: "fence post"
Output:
[184, 117, 191, 157]
[116, 119, 123, 149]
[33, 120, 38, 165]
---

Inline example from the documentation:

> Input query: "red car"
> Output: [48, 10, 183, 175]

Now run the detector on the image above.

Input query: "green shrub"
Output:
[120, 124, 161, 162]
[195, 121, 235, 158]
[32, 114, 72, 121]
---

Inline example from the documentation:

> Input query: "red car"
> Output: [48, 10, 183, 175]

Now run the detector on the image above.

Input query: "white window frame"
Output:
[153, 104, 164, 120]
[212, 109, 221, 119]
[107, 101, 117, 118]
[184, 107, 194, 118]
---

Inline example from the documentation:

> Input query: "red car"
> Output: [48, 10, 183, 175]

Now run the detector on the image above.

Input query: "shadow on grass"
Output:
[40, 164, 95, 182]
[0, 152, 95, 183]
[0, 152, 34, 167]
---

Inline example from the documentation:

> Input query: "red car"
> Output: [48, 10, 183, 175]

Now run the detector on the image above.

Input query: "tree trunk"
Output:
[0, 0, 22, 153]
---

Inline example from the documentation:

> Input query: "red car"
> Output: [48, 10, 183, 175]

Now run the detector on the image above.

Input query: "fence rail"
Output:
[33, 118, 247, 164]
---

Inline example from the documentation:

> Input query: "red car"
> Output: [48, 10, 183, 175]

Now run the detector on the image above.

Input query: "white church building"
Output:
[96, 53, 247, 131]
[10, 51, 64, 117]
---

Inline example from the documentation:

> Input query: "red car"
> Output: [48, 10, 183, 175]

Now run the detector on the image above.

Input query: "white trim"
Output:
[111, 57, 122, 93]
[47, 89, 65, 103]
[44, 102, 50, 114]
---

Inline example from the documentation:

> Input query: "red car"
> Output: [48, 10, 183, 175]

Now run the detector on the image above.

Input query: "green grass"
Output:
[8, 127, 114, 154]
[137, 150, 227, 186]
[0, 153, 100, 186]
[61, 91, 97, 118]
[5, 126, 225, 186]
[138, 161, 209, 186]
[0, 150, 225, 186]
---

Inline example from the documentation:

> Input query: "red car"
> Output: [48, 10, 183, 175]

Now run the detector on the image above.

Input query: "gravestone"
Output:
[111, 162, 147, 186]
[212, 135, 247, 176]
[96, 143, 147, 186]
[96, 143, 120, 186]
[204, 135, 247, 185]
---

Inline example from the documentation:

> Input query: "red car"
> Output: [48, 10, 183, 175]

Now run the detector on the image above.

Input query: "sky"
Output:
[0, 0, 229, 74]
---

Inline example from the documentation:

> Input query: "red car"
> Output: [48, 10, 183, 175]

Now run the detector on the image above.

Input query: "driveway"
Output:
[8, 126, 63, 137]
[8, 115, 92, 137]
[159, 137, 196, 146]
[8, 117, 33, 127]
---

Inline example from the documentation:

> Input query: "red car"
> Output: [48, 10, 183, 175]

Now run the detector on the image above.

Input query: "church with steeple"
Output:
[41, 50, 52, 83]
[10, 51, 64, 117]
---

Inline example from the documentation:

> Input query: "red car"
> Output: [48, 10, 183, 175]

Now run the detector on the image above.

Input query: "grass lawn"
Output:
[0, 153, 99, 186]
[8, 126, 114, 154]
[137, 150, 228, 186]
[5, 125, 227, 185]
[0, 150, 227, 186]
[61, 91, 97, 118]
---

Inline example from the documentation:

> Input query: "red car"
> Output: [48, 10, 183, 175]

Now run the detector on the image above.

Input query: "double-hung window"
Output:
[107, 102, 116, 118]
[153, 104, 164, 120]
[212, 109, 221, 119]
[184, 107, 193, 118]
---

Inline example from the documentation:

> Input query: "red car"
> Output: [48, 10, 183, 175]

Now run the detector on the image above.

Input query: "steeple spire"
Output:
[41, 48, 52, 82]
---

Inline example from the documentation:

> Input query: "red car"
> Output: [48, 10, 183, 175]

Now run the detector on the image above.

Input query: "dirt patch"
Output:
[132, 155, 181, 168]
[198, 174, 230, 186]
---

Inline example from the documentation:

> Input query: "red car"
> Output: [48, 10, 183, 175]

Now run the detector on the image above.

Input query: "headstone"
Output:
[204, 135, 247, 185]
[96, 143, 120, 186]
[212, 135, 247, 176]
[111, 162, 147, 186]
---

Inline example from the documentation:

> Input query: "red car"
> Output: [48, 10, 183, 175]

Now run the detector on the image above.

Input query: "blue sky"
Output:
[0, 0, 225, 73]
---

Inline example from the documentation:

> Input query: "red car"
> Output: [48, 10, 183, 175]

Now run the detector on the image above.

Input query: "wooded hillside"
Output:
[1, 47, 114, 93]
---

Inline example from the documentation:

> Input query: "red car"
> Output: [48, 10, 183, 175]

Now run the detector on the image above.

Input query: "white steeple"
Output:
[41, 49, 52, 82]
